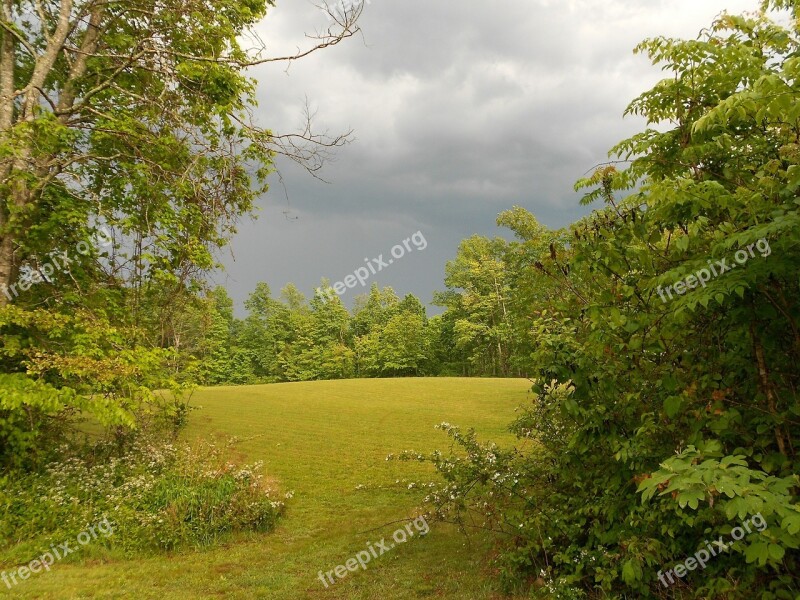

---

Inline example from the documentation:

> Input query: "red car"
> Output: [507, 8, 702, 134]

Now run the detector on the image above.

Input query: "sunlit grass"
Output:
[2, 377, 532, 599]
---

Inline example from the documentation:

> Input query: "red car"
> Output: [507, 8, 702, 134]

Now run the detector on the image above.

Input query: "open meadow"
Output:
[2, 378, 532, 599]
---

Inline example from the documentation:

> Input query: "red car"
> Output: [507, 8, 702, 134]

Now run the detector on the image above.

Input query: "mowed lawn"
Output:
[4, 378, 532, 599]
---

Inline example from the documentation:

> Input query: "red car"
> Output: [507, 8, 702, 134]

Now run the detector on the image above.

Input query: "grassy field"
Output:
[3, 378, 532, 599]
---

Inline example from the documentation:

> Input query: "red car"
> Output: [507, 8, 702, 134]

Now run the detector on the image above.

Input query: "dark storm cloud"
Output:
[217, 0, 756, 314]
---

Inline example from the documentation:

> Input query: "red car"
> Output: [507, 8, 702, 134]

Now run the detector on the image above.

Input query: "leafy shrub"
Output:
[0, 436, 286, 561]
[0, 307, 196, 471]
[0, 374, 79, 471]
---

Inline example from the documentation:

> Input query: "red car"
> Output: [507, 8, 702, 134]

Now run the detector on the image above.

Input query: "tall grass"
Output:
[0, 436, 286, 562]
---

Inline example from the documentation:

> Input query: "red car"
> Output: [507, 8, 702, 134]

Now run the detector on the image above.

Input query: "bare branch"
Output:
[242, 2, 363, 67]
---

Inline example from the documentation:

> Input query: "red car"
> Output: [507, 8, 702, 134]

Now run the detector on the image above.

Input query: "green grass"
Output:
[2, 377, 532, 599]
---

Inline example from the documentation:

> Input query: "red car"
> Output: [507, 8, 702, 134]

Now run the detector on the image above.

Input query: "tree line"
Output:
[188, 209, 564, 385]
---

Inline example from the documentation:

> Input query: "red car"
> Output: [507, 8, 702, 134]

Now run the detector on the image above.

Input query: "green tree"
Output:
[308, 280, 355, 379]
[351, 284, 399, 338]
[436, 236, 514, 376]
[239, 282, 287, 381]
[0, 0, 359, 310]
[200, 287, 253, 385]
[378, 312, 428, 376]
[0, 0, 361, 465]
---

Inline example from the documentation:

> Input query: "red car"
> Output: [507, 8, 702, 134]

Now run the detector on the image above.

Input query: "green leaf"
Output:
[745, 542, 770, 565]
[664, 396, 682, 418]
[768, 544, 785, 561]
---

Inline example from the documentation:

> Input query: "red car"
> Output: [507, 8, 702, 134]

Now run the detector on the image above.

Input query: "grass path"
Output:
[4, 378, 532, 599]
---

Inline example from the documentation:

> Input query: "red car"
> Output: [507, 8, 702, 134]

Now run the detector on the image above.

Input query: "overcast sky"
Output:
[215, 0, 756, 315]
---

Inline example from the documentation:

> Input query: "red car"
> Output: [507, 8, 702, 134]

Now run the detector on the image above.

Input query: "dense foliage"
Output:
[0, 435, 286, 558]
[0, 0, 357, 464]
[191, 283, 444, 384]
[404, 3, 800, 597]
[0, 0, 280, 466]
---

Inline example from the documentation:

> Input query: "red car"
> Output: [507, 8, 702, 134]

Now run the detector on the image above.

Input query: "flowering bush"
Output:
[0, 436, 286, 560]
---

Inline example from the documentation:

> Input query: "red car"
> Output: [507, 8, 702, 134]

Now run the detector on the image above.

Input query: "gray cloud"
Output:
[218, 0, 757, 314]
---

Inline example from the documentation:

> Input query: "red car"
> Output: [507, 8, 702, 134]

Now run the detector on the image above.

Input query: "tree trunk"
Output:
[0, 0, 15, 306]
[750, 322, 788, 457]
[0, 0, 102, 307]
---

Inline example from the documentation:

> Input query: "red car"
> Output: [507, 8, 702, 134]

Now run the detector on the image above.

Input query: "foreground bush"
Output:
[0, 436, 286, 561]
[0, 308, 196, 471]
